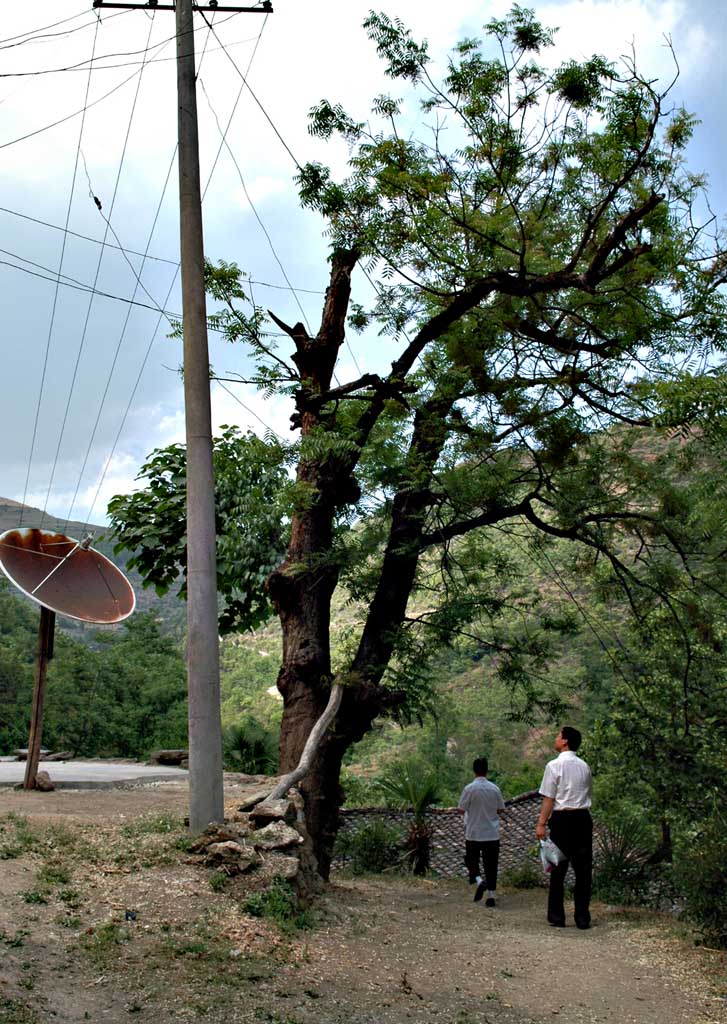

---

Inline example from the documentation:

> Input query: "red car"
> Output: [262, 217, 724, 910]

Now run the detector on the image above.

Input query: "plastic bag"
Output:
[539, 838, 566, 874]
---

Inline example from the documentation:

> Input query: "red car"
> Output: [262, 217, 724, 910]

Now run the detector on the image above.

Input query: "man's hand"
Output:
[536, 795, 554, 840]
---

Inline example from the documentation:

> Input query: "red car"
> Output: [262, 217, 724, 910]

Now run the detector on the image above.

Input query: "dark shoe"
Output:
[575, 920, 591, 930]
[485, 897, 496, 908]
[474, 881, 486, 903]
[548, 919, 565, 928]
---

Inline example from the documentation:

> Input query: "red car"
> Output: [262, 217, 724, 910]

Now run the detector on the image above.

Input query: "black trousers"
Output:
[547, 809, 592, 927]
[465, 839, 500, 889]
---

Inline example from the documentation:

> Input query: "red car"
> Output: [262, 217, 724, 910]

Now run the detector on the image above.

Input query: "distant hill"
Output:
[0, 496, 185, 639]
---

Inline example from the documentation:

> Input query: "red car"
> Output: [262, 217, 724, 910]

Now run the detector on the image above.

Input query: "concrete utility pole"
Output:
[175, 0, 223, 831]
[93, 0, 272, 832]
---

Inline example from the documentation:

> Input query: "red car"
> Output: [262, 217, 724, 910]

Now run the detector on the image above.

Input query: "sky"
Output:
[0, 0, 725, 528]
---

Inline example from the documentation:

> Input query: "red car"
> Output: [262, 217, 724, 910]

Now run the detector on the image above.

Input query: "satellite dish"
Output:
[0, 527, 135, 623]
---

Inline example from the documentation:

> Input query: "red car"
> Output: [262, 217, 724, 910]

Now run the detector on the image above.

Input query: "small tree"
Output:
[378, 759, 440, 874]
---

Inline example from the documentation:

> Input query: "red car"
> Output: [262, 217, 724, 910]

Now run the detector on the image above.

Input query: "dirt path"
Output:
[1, 783, 725, 1024]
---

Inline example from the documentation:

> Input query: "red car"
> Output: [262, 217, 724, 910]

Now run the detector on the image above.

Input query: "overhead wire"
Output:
[199, 76, 313, 338]
[71, 146, 179, 531]
[82, 9, 266, 526]
[0, 13, 237, 151]
[0, 206, 327, 294]
[0, 16, 252, 76]
[215, 380, 287, 441]
[41, 11, 159, 527]
[0, 7, 115, 50]
[19, 14, 101, 528]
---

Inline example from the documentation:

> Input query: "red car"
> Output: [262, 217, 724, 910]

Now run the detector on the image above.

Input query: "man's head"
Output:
[473, 757, 489, 776]
[556, 726, 582, 752]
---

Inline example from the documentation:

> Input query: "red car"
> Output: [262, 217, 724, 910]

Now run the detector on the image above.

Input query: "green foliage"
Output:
[675, 800, 727, 948]
[222, 717, 278, 775]
[376, 758, 440, 820]
[108, 427, 290, 634]
[500, 859, 542, 889]
[0, 576, 187, 758]
[592, 820, 654, 905]
[243, 878, 313, 932]
[334, 820, 404, 875]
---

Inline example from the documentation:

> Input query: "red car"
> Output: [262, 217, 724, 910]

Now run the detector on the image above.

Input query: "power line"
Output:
[0, 251, 176, 312]
[0, 204, 328, 293]
[20, 15, 102, 528]
[199, 76, 313, 338]
[82, 12, 239, 526]
[69, 149, 178, 530]
[215, 379, 286, 441]
[197, 9, 302, 171]
[0, 7, 105, 49]
[41, 12, 158, 526]
[0, 14, 251, 75]
[0, 63, 143, 152]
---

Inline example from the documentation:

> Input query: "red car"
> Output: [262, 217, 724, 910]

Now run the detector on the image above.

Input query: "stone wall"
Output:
[335, 790, 542, 878]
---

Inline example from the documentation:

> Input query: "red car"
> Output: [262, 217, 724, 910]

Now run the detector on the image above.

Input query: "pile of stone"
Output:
[187, 789, 321, 902]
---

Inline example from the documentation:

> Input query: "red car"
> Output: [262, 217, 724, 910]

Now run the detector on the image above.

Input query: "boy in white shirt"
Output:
[458, 757, 506, 906]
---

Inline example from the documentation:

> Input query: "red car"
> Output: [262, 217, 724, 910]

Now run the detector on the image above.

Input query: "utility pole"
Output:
[93, 0, 272, 832]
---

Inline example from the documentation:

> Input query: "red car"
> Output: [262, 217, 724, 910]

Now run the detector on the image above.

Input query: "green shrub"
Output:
[222, 717, 278, 775]
[675, 807, 727, 948]
[243, 877, 312, 932]
[334, 820, 404, 875]
[500, 859, 542, 889]
[592, 820, 654, 905]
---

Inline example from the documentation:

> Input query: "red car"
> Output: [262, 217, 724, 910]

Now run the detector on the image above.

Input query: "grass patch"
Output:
[209, 870, 229, 893]
[57, 888, 82, 909]
[0, 997, 40, 1024]
[36, 862, 71, 888]
[20, 890, 48, 906]
[120, 813, 183, 839]
[0, 814, 36, 860]
[81, 921, 132, 964]
[244, 877, 313, 933]
[0, 928, 29, 948]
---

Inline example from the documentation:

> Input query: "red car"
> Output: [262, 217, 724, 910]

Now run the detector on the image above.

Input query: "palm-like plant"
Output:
[377, 760, 440, 875]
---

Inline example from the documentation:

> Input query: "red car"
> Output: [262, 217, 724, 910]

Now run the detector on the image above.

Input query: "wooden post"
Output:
[23, 606, 55, 790]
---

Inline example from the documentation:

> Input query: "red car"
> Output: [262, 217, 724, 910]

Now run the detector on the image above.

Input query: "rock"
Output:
[249, 799, 296, 826]
[14, 749, 49, 761]
[187, 823, 251, 853]
[256, 852, 300, 881]
[35, 771, 55, 792]
[148, 749, 188, 766]
[251, 821, 303, 851]
[204, 841, 259, 874]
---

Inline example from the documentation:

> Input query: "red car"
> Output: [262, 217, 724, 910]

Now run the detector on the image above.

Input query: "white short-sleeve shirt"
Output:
[539, 751, 592, 810]
[458, 777, 506, 841]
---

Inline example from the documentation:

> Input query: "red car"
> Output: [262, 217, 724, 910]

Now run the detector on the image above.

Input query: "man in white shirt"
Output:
[535, 726, 593, 929]
[458, 757, 506, 906]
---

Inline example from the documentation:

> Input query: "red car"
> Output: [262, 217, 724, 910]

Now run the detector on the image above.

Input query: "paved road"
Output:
[0, 759, 188, 789]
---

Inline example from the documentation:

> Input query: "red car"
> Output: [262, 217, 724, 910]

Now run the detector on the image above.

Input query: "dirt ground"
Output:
[1, 780, 726, 1024]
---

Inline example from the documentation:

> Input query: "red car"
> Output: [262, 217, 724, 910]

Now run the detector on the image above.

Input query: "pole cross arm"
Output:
[93, 1, 272, 12]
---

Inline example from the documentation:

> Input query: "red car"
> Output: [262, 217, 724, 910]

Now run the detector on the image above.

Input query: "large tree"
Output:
[111, 8, 727, 876]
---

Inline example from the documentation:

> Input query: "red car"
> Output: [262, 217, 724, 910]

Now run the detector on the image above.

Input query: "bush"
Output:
[500, 859, 542, 889]
[222, 717, 278, 774]
[592, 820, 654, 905]
[675, 807, 727, 948]
[334, 820, 404, 874]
